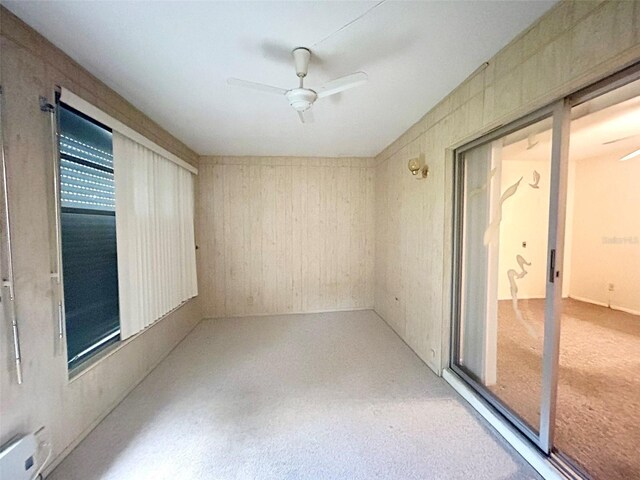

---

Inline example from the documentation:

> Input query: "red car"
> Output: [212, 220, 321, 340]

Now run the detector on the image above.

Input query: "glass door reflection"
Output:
[455, 115, 555, 442]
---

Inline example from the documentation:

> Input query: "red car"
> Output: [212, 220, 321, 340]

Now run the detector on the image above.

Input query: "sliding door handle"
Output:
[549, 249, 556, 283]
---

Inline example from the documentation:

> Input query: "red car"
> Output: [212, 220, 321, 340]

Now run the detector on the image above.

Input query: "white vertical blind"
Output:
[60, 88, 197, 174]
[113, 132, 197, 339]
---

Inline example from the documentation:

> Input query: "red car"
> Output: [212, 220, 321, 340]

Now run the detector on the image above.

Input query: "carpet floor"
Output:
[491, 298, 640, 480]
[49, 310, 538, 480]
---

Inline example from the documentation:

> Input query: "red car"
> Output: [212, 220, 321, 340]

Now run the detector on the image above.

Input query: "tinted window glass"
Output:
[59, 104, 120, 370]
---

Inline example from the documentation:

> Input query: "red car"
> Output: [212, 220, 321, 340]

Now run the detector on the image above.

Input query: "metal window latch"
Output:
[39, 96, 55, 113]
[2, 279, 15, 301]
[57, 302, 64, 340]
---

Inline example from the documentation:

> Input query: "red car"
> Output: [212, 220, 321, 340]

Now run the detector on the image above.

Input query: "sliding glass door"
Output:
[451, 63, 640, 478]
[553, 75, 640, 480]
[452, 106, 565, 451]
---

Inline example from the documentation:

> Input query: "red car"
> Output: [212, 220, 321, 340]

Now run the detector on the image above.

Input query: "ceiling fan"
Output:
[227, 47, 368, 123]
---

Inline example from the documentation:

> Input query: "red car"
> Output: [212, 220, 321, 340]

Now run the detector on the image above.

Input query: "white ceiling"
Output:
[568, 78, 640, 161]
[4, 0, 556, 157]
[504, 83, 640, 163]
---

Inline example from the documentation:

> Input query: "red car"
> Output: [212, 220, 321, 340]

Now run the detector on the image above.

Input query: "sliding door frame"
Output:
[546, 62, 640, 471]
[538, 98, 570, 453]
[451, 60, 640, 464]
[567, 62, 640, 108]
[450, 99, 567, 452]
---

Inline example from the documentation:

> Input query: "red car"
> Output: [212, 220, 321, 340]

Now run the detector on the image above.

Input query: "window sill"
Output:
[68, 338, 122, 381]
[67, 296, 196, 383]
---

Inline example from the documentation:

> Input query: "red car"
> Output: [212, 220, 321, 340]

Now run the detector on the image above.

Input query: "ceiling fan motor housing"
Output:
[286, 88, 317, 111]
[292, 47, 311, 78]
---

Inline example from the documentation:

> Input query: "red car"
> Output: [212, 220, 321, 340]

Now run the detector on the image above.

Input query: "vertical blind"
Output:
[113, 132, 198, 339]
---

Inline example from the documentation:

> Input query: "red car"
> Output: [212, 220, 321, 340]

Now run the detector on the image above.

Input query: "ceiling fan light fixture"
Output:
[619, 148, 640, 161]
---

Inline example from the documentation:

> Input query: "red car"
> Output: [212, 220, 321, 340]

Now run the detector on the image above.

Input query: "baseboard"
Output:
[568, 295, 609, 309]
[495, 294, 640, 316]
[442, 368, 567, 480]
[568, 295, 640, 316]
[372, 309, 440, 375]
[205, 306, 374, 320]
[497, 295, 547, 301]
[43, 315, 202, 478]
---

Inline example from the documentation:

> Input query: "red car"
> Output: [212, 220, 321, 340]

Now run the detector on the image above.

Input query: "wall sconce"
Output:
[407, 154, 429, 179]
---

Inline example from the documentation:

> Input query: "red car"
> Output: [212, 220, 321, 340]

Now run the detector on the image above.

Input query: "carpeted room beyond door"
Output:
[492, 298, 640, 480]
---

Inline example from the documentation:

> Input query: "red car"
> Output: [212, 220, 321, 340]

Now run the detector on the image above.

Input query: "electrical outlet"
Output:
[608, 283, 615, 292]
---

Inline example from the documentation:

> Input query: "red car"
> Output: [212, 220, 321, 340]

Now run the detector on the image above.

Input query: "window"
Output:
[54, 88, 198, 373]
[58, 103, 120, 370]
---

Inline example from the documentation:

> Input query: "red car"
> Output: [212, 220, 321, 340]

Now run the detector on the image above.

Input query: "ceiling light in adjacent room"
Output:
[619, 148, 640, 161]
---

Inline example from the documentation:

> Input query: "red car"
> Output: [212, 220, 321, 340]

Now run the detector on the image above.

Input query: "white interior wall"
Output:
[497, 158, 552, 301]
[568, 149, 640, 315]
[490, 139, 640, 312]
[562, 157, 576, 299]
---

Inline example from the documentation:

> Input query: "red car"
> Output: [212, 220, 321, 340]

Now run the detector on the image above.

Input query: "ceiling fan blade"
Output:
[227, 78, 287, 95]
[297, 109, 314, 124]
[315, 72, 368, 99]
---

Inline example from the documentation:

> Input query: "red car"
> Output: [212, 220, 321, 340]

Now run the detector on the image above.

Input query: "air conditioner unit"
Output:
[0, 433, 41, 480]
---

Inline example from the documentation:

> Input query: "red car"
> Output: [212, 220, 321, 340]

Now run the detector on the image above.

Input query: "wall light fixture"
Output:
[407, 154, 429, 179]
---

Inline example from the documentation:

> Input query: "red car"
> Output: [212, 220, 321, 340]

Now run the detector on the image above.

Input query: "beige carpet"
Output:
[49, 310, 539, 480]
[489, 298, 640, 480]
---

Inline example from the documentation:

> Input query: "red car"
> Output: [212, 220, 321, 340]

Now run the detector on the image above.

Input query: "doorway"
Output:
[451, 66, 640, 479]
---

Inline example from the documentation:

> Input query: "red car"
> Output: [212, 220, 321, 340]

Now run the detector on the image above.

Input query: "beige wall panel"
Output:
[374, 0, 640, 375]
[0, 8, 201, 475]
[2, 0, 640, 472]
[197, 157, 375, 318]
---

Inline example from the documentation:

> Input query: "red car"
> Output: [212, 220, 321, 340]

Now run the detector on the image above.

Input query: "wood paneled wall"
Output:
[0, 7, 201, 475]
[374, 1, 640, 374]
[197, 157, 375, 318]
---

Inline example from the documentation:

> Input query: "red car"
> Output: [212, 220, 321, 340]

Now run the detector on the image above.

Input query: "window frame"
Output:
[54, 97, 122, 375]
